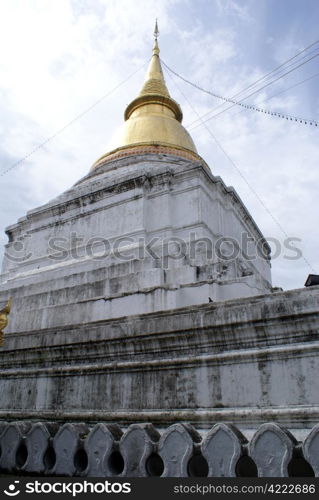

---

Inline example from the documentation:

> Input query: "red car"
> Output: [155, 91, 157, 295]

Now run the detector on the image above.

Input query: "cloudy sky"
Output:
[0, 0, 318, 290]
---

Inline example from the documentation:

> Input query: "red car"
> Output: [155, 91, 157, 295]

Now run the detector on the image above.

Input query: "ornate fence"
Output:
[0, 421, 318, 477]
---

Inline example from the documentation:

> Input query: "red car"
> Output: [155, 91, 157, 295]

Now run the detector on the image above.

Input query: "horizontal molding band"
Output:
[0, 341, 318, 378]
[0, 328, 316, 370]
[1, 291, 318, 343]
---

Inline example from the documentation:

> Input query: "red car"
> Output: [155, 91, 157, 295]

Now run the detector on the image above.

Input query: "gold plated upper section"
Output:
[91, 23, 198, 170]
[137, 39, 169, 98]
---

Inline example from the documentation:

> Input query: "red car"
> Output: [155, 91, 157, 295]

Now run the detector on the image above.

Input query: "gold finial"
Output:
[0, 297, 12, 345]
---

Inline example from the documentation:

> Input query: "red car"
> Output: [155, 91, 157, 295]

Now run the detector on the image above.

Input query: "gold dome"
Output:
[92, 26, 199, 170]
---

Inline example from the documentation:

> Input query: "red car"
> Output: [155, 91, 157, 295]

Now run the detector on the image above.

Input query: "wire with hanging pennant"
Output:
[161, 59, 319, 129]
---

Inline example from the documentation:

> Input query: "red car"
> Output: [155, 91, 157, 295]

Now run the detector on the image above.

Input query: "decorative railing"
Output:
[0, 421, 317, 477]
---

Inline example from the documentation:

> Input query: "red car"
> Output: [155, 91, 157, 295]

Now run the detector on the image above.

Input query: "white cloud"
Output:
[215, 0, 253, 21]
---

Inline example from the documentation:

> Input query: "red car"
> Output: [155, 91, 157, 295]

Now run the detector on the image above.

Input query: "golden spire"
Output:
[123, 21, 183, 122]
[91, 22, 198, 170]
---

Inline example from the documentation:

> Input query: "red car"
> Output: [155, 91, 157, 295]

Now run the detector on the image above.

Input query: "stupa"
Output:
[0, 25, 318, 477]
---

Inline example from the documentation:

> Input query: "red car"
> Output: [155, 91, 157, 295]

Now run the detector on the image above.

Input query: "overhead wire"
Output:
[2, 37, 318, 179]
[215, 41, 319, 103]
[186, 44, 319, 128]
[171, 37, 319, 128]
[225, 70, 319, 123]
[162, 51, 319, 130]
[0, 61, 148, 178]
[191, 51, 319, 128]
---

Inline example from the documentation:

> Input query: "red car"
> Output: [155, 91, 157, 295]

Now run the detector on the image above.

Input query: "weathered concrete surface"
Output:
[249, 423, 297, 477]
[0, 422, 31, 472]
[51, 423, 89, 476]
[202, 423, 246, 477]
[23, 422, 59, 473]
[303, 424, 319, 476]
[159, 423, 200, 477]
[0, 285, 318, 428]
[84, 423, 123, 477]
[120, 423, 160, 477]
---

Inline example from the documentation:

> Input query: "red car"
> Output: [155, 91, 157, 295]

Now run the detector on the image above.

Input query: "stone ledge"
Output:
[0, 406, 318, 427]
[0, 340, 318, 377]
[1, 284, 318, 343]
